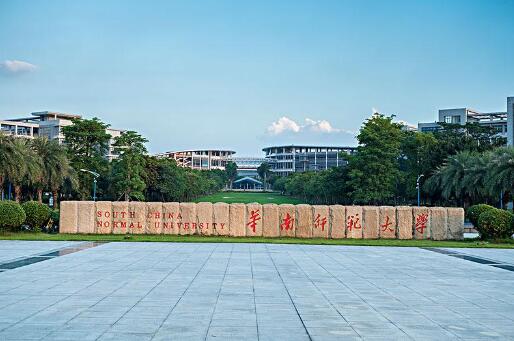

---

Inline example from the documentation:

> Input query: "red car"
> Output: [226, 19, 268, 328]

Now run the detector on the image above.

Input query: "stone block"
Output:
[447, 207, 464, 240]
[197, 202, 214, 236]
[245, 203, 263, 237]
[430, 207, 448, 240]
[312, 205, 329, 239]
[229, 203, 246, 237]
[59, 201, 78, 234]
[129, 202, 147, 234]
[397, 206, 413, 239]
[262, 204, 279, 237]
[213, 202, 229, 236]
[279, 204, 296, 237]
[295, 205, 313, 238]
[77, 201, 95, 234]
[179, 202, 197, 235]
[162, 202, 180, 235]
[345, 206, 363, 239]
[95, 201, 112, 234]
[146, 202, 163, 235]
[413, 207, 431, 239]
[112, 202, 129, 234]
[379, 206, 396, 239]
[362, 206, 379, 239]
[329, 205, 346, 239]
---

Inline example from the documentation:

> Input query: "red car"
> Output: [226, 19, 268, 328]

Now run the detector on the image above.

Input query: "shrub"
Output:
[51, 209, 60, 225]
[21, 201, 51, 232]
[477, 208, 514, 240]
[0, 201, 26, 231]
[467, 204, 495, 227]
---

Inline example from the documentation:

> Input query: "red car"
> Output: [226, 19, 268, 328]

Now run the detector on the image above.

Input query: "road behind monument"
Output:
[0, 241, 513, 340]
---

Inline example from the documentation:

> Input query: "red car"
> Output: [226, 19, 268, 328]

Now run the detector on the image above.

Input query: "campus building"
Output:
[262, 145, 357, 177]
[231, 157, 267, 177]
[418, 96, 514, 144]
[0, 111, 125, 161]
[158, 150, 235, 170]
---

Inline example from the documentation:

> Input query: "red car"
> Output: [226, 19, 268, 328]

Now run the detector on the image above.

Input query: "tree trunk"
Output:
[37, 189, 43, 204]
[52, 190, 59, 209]
[14, 185, 22, 202]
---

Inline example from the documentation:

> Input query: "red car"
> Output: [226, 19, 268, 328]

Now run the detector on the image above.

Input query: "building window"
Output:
[444, 116, 452, 124]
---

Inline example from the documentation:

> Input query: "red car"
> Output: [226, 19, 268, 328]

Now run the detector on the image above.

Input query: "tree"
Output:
[31, 138, 71, 206]
[485, 147, 514, 206]
[347, 113, 403, 204]
[4, 138, 40, 202]
[257, 162, 271, 190]
[62, 117, 111, 199]
[225, 161, 238, 189]
[111, 131, 148, 201]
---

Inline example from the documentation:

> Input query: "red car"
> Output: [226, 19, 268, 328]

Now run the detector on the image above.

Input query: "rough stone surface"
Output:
[146, 202, 163, 235]
[111, 202, 129, 234]
[162, 202, 180, 235]
[229, 204, 246, 237]
[77, 201, 95, 234]
[59, 201, 78, 234]
[196, 202, 214, 236]
[179, 203, 196, 235]
[128, 202, 147, 234]
[262, 204, 279, 237]
[346, 206, 363, 239]
[362, 206, 379, 239]
[95, 201, 112, 234]
[430, 207, 448, 241]
[312, 205, 330, 238]
[413, 207, 431, 240]
[213, 202, 229, 236]
[329, 205, 346, 239]
[397, 206, 413, 240]
[379, 206, 396, 239]
[447, 207, 465, 240]
[295, 204, 313, 238]
[279, 204, 296, 237]
[245, 203, 263, 237]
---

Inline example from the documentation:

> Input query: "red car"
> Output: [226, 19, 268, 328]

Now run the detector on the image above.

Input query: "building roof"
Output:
[31, 111, 81, 119]
[233, 176, 263, 185]
[262, 145, 356, 151]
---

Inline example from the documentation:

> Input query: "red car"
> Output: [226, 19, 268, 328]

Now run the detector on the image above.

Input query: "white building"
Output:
[158, 149, 235, 170]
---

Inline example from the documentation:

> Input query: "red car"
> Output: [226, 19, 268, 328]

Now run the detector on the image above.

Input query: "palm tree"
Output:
[31, 138, 70, 208]
[0, 133, 13, 199]
[486, 147, 514, 205]
[257, 162, 271, 190]
[4, 138, 33, 202]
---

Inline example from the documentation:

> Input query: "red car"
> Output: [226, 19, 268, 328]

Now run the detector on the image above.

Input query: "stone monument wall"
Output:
[60, 201, 465, 240]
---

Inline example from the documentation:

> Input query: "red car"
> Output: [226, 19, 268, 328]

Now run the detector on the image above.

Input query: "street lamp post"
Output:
[416, 174, 424, 207]
[80, 169, 100, 201]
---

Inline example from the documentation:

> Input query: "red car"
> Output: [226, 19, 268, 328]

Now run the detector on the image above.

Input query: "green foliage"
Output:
[21, 201, 51, 232]
[347, 113, 403, 204]
[111, 131, 148, 201]
[467, 204, 496, 227]
[0, 201, 26, 231]
[225, 161, 238, 188]
[477, 208, 514, 240]
[51, 209, 60, 225]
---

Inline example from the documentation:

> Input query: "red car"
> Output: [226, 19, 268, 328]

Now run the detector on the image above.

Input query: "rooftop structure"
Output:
[158, 149, 236, 170]
[262, 145, 356, 177]
[231, 157, 267, 177]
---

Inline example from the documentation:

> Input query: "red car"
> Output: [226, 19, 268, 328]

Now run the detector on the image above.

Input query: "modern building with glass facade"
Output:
[262, 145, 356, 177]
[418, 96, 514, 144]
[158, 150, 235, 170]
[231, 157, 267, 177]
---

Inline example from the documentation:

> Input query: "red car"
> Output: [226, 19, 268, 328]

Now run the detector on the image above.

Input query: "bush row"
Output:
[0, 201, 57, 232]
[467, 204, 514, 240]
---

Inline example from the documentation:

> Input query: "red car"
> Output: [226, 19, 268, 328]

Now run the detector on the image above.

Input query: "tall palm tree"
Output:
[4, 138, 34, 202]
[31, 138, 70, 208]
[486, 147, 514, 204]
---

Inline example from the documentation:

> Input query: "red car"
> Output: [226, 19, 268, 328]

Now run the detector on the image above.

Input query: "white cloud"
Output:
[267, 116, 301, 135]
[267, 116, 353, 135]
[0, 60, 37, 74]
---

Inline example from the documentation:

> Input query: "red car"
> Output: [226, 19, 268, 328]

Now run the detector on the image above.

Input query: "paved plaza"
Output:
[0, 241, 513, 340]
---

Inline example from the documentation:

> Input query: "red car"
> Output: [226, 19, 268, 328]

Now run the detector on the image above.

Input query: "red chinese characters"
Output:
[415, 213, 428, 234]
[246, 209, 261, 233]
[314, 214, 327, 231]
[347, 213, 362, 231]
[381, 215, 394, 233]
[280, 213, 294, 231]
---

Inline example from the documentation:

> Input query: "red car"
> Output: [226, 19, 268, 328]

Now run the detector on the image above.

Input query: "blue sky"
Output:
[1, 0, 513, 155]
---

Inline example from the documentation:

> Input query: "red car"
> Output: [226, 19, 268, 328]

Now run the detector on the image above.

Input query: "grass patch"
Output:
[194, 191, 304, 204]
[1, 232, 513, 248]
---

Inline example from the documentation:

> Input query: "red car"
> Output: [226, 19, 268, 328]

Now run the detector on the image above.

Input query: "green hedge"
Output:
[0, 201, 26, 231]
[21, 201, 51, 232]
[477, 208, 514, 240]
[467, 204, 496, 227]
